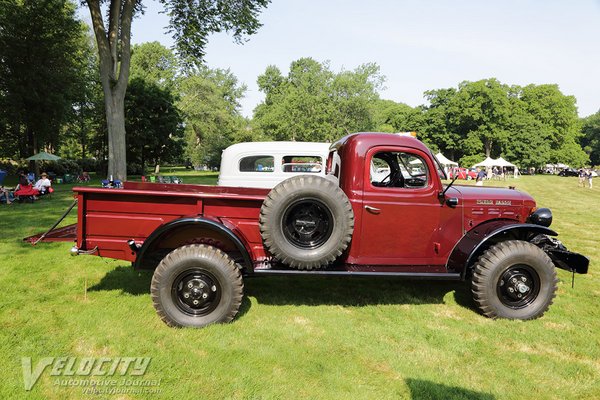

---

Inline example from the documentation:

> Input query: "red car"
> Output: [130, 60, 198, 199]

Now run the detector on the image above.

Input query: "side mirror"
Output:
[446, 197, 459, 207]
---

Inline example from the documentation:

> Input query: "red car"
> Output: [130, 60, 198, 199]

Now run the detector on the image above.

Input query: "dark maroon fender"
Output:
[133, 217, 253, 273]
[445, 220, 558, 279]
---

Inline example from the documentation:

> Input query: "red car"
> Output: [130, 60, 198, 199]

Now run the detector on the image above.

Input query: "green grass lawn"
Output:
[0, 174, 598, 399]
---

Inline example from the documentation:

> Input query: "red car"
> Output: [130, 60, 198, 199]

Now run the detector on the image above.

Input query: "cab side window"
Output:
[370, 151, 429, 189]
[239, 156, 274, 172]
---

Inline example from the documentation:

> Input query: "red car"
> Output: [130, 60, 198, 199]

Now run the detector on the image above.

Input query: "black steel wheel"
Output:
[282, 198, 334, 249]
[260, 175, 354, 270]
[151, 244, 243, 328]
[471, 240, 557, 320]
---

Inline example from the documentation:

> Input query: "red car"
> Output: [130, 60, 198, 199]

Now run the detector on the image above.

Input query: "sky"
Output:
[80, 0, 600, 118]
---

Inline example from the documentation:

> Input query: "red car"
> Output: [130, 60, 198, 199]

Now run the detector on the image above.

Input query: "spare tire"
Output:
[259, 175, 354, 269]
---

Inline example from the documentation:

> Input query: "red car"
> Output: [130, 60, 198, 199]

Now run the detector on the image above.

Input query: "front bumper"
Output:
[547, 248, 589, 274]
[532, 235, 589, 274]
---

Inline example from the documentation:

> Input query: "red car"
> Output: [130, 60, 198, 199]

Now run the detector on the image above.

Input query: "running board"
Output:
[252, 269, 462, 280]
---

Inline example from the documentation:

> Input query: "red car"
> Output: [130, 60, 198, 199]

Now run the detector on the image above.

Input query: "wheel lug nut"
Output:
[202, 293, 208, 299]
[517, 294, 522, 298]
[522, 277, 527, 282]
[193, 300, 199, 305]
[508, 287, 514, 293]
[199, 283, 205, 288]
[211, 285, 217, 292]
[511, 278, 517, 283]
[183, 293, 189, 298]
[187, 283, 193, 288]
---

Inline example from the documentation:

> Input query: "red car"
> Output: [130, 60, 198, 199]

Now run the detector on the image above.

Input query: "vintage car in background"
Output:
[217, 141, 331, 188]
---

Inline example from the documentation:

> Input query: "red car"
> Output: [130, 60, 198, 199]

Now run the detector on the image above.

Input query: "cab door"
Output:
[355, 146, 442, 267]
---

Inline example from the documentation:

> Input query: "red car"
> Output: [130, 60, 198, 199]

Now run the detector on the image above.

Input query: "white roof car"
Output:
[217, 141, 332, 188]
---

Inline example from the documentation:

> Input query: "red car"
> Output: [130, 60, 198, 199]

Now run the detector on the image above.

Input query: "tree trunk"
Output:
[86, 0, 134, 182]
[485, 140, 492, 157]
[105, 90, 127, 181]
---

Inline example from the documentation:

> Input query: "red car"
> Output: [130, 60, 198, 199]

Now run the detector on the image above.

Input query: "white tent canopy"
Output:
[472, 157, 496, 168]
[473, 156, 517, 168]
[435, 153, 458, 166]
[495, 157, 516, 168]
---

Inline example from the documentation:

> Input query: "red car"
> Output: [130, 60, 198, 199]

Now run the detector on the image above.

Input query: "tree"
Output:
[0, 0, 88, 161]
[124, 78, 184, 173]
[130, 41, 178, 89]
[254, 58, 384, 142]
[83, 0, 270, 180]
[178, 68, 246, 168]
[419, 88, 460, 157]
[581, 111, 600, 166]
[372, 100, 423, 134]
[516, 84, 587, 167]
[450, 79, 512, 158]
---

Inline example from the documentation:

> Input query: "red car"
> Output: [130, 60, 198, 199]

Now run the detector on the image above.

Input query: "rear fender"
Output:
[134, 217, 253, 273]
[446, 220, 557, 279]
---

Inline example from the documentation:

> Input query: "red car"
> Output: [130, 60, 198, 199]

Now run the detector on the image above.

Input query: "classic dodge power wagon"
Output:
[32, 133, 589, 327]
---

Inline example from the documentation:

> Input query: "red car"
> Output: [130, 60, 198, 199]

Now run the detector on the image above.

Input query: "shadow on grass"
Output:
[89, 267, 478, 312]
[89, 266, 153, 295]
[245, 275, 475, 308]
[406, 379, 495, 400]
[88, 266, 253, 318]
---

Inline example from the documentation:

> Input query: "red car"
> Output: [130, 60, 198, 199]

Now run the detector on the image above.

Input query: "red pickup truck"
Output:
[33, 133, 588, 328]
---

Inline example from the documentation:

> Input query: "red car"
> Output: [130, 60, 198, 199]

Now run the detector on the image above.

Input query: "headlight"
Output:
[528, 207, 552, 227]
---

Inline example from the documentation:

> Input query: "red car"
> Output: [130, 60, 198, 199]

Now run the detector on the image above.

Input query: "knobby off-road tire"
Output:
[151, 244, 243, 328]
[471, 240, 558, 320]
[259, 175, 354, 270]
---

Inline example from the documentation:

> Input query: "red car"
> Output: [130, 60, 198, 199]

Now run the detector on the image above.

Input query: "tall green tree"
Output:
[125, 78, 184, 173]
[178, 68, 246, 168]
[450, 79, 512, 158]
[581, 111, 600, 166]
[83, 0, 270, 180]
[516, 84, 587, 167]
[0, 0, 88, 160]
[254, 58, 384, 142]
[130, 41, 179, 89]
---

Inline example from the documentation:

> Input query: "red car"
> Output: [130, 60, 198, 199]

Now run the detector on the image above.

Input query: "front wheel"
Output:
[471, 240, 557, 320]
[151, 244, 243, 328]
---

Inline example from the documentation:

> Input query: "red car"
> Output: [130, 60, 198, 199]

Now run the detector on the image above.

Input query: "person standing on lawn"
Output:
[587, 170, 593, 189]
[476, 167, 486, 186]
[578, 169, 586, 187]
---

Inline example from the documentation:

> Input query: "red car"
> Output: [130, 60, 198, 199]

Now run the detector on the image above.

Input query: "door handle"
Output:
[364, 205, 381, 214]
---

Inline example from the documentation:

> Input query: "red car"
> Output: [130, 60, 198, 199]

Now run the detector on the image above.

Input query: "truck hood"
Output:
[448, 184, 536, 225]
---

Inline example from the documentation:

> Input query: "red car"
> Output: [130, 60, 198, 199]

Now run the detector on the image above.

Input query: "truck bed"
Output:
[29, 182, 269, 262]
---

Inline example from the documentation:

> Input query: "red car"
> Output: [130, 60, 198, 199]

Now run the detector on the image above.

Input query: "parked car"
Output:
[217, 141, 331, 188]
[448, 167, 477, 180]
[558, 168, 579, 177]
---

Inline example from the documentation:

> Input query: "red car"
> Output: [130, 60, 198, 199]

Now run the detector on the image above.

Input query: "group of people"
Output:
[578, 169, 594, 189]
[0, 171, 52, 204]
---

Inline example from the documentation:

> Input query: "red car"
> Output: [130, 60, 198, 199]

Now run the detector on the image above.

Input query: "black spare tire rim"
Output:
[282, 198, 334, 249]
[496, 264, 540, 309]
[172, 269, 221, 316]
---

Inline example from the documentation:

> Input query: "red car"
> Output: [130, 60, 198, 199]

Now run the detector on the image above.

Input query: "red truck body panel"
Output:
[61, 133, 538, 276]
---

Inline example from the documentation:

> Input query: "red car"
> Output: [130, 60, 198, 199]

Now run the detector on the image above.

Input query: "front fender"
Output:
[446, 220, 557, 279]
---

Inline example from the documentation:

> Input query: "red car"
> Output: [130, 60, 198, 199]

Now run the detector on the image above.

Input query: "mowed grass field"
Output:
[0, 172, 598, 399]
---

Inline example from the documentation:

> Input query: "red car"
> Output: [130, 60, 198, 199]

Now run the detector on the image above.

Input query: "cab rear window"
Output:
[282, 156, 323, 173]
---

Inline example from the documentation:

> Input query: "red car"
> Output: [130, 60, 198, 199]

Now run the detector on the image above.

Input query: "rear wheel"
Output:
[151, 244, 243, 328]
[471, 240, 557, 320]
